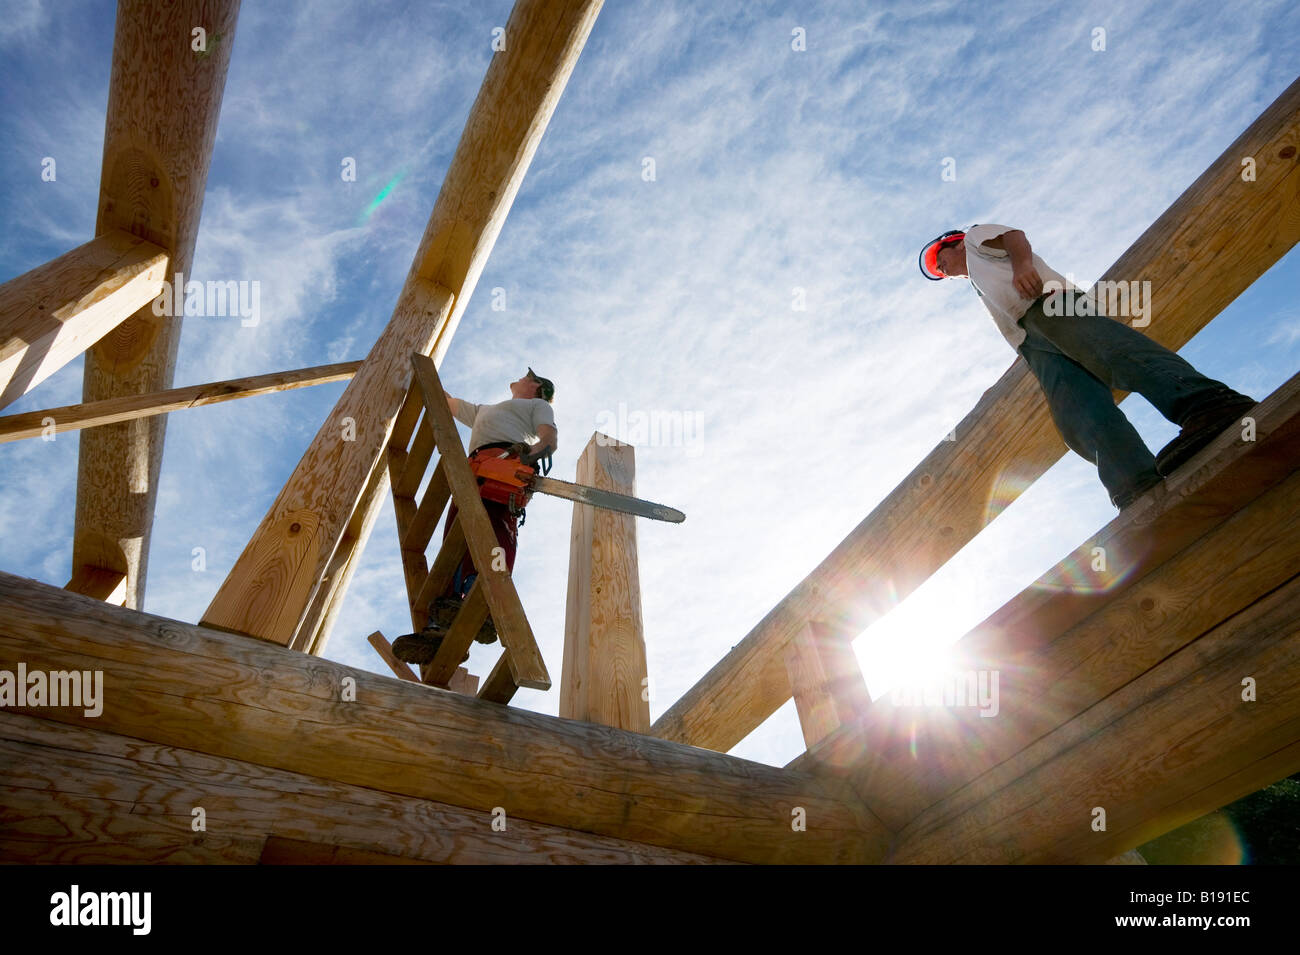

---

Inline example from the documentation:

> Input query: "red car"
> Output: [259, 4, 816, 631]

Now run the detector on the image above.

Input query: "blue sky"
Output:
[1, 0, 1297, 767]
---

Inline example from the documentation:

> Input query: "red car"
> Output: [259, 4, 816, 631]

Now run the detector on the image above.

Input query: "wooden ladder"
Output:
[383, 353, 551, 704]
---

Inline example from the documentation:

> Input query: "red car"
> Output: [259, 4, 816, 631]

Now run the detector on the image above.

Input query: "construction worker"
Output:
[919, 225, 1256, 509]
[392, 368, 557, 666]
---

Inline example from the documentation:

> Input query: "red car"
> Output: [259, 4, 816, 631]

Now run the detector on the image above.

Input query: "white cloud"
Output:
[0, 0, 46, 46]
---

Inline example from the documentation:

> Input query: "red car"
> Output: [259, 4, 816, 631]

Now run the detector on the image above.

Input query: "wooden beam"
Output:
[416, 516, 467, 622]
[0, 230, 168, 411]
[294, 451, 389, 655]
[259, 838, 431, 864]
[422, 579, 489, 687]
[71, 0, 242, 608]
[480, 652, 521, 705]
[889, 570, 1300, 863]
[445, 665, 481, 697]
[0, 713, 733, 865]
[202, 281, 455, 644]
[0, 361, 359, 443]
[202, 0, 604, 644]
[367, 629, 479, 697]
[63, 563, 128, 606]
[795, 370, 1300, 832]
[652, 74, 1300, 753]
[784, 621, 870, 750]
[385, 405, 436, 632]
[366, 630, 420, 683]
[560, 434, 650, 731]
[401, 458, 450, 554]
[0, 570, 887, 864]
[790, 369, 1300, 841]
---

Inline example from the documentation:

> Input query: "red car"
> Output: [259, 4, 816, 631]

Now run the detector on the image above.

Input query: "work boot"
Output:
[431, 597, 462, 629]
[391, 597, 464, 665]
[393, 622, 472, 668]
[436, 595, 497, 645]
[392, 626, 446, 665]
[474, 615, 498, 645]
[1155, 394, 1257, 477]
[1113, 471, 1164, 511]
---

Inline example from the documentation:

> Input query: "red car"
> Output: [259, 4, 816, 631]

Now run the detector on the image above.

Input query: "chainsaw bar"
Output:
[530, 476, 685, 523]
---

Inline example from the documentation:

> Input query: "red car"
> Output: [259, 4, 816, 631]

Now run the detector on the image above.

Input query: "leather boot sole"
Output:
[1155, 397, 1256, 477]
[1114, 472, 1164, 510]
[392, 630, 445, 665]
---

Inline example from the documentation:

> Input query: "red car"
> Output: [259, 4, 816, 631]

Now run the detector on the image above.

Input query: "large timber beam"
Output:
[785, 621, 870, 750]
[795, 369, 1300, 833]
[0, 713, 728, 864]
[0, 230, 168, 411]
[0, 571, 888, 864]
[652, 74, 1300, 753]
[0, 360, 359, 444]
[202, 0, 605, 646]
[890, 569, 1300, 863]
[71, 0, 241, 607]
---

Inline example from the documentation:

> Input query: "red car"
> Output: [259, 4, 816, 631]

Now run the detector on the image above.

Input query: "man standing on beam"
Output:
[920, 225, 1256, 510]
[393, 368, 558, 665]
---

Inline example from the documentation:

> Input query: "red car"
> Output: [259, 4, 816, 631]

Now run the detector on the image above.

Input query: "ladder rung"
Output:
[478, 652, 519, 704]
[401, 460, 450, 552]
[390, 384, 422, 451]
[413, 517, 467, 620]
[419, 662, 480, 695]
[391, 491, 417, 544]
[395, 417, 435, 497]
[385, 442, 408, 490]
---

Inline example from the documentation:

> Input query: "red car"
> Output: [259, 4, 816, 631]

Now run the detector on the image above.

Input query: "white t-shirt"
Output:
[451, 395, 556, 452]
[963, 223, 1076, 351]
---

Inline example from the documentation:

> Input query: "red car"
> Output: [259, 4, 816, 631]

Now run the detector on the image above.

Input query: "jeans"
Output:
[444, 499, 518, 600]
[1017, 291, 1238, 506]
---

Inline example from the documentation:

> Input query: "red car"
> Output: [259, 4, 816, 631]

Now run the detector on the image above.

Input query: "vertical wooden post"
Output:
[560, 433, 650, 732]
[71, 0, 242, 609]
[784, 621, 871, 749]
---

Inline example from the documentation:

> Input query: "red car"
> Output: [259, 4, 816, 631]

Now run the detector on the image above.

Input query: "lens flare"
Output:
[1139, 810, 1247, 864]
[984, 470, 1036, 525]
[1029, 533, 1152, 596]
[359, 170, 406, 224]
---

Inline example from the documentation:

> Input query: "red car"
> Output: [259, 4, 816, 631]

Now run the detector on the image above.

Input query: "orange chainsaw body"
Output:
[469, 452, 535, 511]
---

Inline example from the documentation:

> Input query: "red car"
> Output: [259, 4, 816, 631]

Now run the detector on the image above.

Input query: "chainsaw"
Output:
[469, 447, 685, 523]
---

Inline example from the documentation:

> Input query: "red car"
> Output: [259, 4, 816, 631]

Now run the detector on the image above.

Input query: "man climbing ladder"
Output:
[919, 224, 1257, 510]
[393, 367, 558, 665]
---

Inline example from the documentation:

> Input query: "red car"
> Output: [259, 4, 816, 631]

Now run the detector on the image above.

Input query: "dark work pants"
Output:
[1017, 291, 1238, 506]
[443, 498, 518, 600]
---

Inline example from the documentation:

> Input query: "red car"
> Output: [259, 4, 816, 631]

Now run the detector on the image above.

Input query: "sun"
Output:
[852, 584, 975, 702]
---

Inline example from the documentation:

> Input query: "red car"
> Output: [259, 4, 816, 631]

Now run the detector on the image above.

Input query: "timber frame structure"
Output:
[1, 1, 1298, 865]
